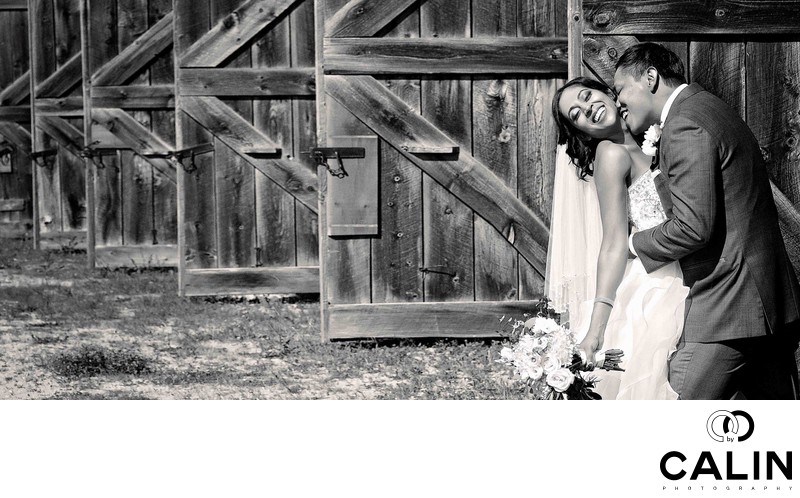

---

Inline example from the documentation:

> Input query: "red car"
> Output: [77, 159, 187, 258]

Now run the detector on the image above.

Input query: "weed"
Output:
[47, 345, 154, 378]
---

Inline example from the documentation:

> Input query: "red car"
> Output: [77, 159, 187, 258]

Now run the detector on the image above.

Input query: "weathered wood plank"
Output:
[29, 0, 56, 89]
[183, 266, 319, 296]
[0, 106, 32, 122]
[747, 41, 800, 208]
[91, 11, 173, 86]
[214, 138, 256, 268]
[583, 0, 800, 35]
[252, 13, 295, 267]
[323, 0, 372, 310]
[420, 0, 473, 303]
[53, 0, 82, 68]
[582, 34, 637, 85]
[0, 71, 30, 105]
[316, 0, 330, 337]
[325, 0, 417, 37]
[58, 117, 85, 231]
[326, 136, 378, 236]
[568, 0, 584, 78]
[519, 0, 568, 37]
[327, 75, 550, 274]
[150, 0, 177, 247]
[179, 68, 315, 96]
[0, 9, 28, 89]
[323, 97, 373, 306]
[91, 108, 173, 154]
[0, 121, 32, 155]
[291, 0, 319, 268]
[80, 0, 95, 263]
[93, 151, 122, 247]
[35, 97, 83, 115]
[34, 51, 81, 98]
[689, 40, 745, 120]
[92, 85, 175, 108]
[36, 115, 83, 158]
[0, 198, 25, 211]
[180, 95, 277, 153]
[473, 0, 518, 302]
[0, 1, 28, 9]
[328, 301, 542, 339]
[324, 37, 568, 75]
[518, 1, 560, 299]
[95, 244, 178, 267]
[182, 95, 318, 212]
[176, 0, 216, 272]
[518, 77, 561, 296]
[371, 12, 422, 304]
[180, 0, 300, 68]
[90, 109, 176, 182]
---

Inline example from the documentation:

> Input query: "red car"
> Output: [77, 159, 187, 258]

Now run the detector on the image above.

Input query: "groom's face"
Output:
[613, 69, 655, 135]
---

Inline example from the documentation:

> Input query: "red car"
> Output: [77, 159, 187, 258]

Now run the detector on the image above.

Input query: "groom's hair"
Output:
[615, 42, 686, 87]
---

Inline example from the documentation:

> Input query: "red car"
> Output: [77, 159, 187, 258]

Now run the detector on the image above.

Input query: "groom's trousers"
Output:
[668, 323, 800, 400]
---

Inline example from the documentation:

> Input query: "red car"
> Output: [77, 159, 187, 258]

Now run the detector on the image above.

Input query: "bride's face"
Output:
[557, 84, 621, 139]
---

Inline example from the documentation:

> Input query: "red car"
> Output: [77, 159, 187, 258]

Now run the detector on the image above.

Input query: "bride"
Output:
[548, 77, 689, 400]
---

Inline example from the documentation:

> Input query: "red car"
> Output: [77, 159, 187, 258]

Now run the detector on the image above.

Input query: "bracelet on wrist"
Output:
[593, 296, 615, 308]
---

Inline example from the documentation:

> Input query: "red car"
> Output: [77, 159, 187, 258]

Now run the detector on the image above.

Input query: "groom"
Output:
[613, 42, 800, 399]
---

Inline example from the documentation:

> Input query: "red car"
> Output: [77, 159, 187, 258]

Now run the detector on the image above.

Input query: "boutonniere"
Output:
[642, 123, 662, 157]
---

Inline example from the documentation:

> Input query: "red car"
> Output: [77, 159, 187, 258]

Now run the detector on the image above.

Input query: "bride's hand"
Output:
[578, 332, 604, 369]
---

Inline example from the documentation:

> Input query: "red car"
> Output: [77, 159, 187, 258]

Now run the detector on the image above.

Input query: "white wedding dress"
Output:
[572, 169, 689, 400]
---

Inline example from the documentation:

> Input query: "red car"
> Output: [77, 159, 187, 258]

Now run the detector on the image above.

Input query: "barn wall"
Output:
[319, 0, 567, 338]
[0, 4, 32, 239]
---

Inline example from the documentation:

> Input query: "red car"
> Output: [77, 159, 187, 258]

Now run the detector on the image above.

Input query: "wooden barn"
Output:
[0, 2, 32, 240]
[2, 0, 800, 342]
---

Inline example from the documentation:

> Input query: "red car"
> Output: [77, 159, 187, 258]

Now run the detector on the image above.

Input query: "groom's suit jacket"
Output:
[632, 83, 800, 343]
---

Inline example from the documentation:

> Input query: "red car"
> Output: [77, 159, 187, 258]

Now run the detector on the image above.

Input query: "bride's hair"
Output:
[552, 77, 617, 180]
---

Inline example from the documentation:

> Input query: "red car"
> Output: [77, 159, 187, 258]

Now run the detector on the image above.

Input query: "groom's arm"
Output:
[632, 116, 719, 272]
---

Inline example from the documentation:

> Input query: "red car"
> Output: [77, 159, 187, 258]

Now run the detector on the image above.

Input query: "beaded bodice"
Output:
[628, 170, 667, 231]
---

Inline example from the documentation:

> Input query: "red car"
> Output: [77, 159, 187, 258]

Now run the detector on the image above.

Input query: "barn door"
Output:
[576, 0, 800, 275]
[80, 0, 177, 267]
[28, 0, 87, 249]
[174, 0, 319, 296]
[0, 2, 32, 240]
[318, 0, 567, 339]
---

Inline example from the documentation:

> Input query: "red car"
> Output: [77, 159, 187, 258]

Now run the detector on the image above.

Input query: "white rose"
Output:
[546, 368, 575, 392]
[517, 334, 536, 354]
[533, 317, 561, 335]
[644, 124, 661, 143]
[642, 142, 657, 156]
[520, 364, 544, 381]
[544, 355, 562, 374]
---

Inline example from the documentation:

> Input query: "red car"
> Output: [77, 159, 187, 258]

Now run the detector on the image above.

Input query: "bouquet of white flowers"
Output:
[497, 300, 623, 400]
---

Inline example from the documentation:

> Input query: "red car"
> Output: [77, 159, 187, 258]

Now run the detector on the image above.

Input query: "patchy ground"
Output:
[0, 240, 523, 400]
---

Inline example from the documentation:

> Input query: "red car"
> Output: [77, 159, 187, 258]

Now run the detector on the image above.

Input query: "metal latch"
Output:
[80, 141, 117, 169]
[308, 147, 365, 179]
[142, 143, 213, 173]
[31, 149, 58, 169]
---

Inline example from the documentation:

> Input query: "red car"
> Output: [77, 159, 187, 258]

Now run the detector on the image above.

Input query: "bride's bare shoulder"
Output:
[594, 140, 631, 180]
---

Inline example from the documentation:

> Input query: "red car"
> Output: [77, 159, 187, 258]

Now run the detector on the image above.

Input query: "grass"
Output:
[0, 239, 524, 399]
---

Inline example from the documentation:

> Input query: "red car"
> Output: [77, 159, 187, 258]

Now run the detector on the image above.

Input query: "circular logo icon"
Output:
[706, 410, 754, 442]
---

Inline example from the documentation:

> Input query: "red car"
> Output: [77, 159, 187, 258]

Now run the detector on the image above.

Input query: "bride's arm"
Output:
[579, 142, 631, 362]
